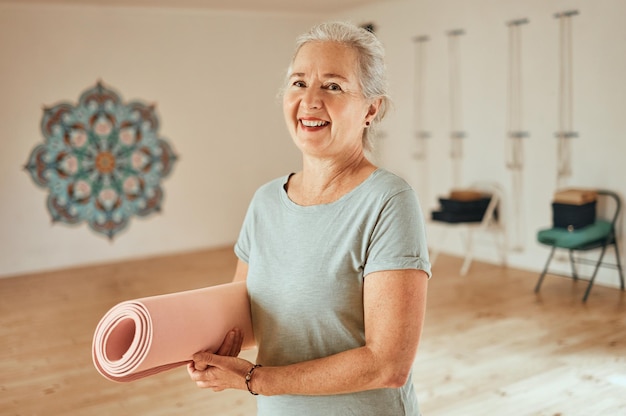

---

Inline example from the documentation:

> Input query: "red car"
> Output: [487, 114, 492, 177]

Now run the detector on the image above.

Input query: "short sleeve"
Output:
[363, 189, 431, 278]
[234, 201, 254, 264]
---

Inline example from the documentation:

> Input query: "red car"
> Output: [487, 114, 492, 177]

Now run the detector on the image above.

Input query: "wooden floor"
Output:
[1, 247, 625, 416]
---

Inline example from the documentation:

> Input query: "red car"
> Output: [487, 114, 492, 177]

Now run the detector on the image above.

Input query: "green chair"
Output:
[534, 189, 625, 302]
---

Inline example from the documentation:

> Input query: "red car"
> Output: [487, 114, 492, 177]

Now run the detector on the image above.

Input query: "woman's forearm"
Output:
[250, 344, 416, 396]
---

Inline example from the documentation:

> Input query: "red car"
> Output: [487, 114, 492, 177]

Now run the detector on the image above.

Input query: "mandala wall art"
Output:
[24, 81, 178, 240]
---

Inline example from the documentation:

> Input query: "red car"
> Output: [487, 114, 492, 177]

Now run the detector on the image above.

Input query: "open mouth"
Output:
[300, 119, 329, 128]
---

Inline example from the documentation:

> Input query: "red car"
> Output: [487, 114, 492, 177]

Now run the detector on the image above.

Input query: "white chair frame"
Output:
[430, 182, 508, 275]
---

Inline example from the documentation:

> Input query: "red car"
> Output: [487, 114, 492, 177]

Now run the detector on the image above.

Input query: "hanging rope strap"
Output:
[505, 17, 530, 251]
[412, 35, 431, 160]
[505, 18, 529, 171]
[555, 10, 579, 189]
[411, 34, 432, 206]
[447, 29, 465, 188]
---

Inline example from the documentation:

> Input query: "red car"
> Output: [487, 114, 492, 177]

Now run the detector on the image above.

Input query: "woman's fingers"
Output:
[228, 328, 244, 356]
[192, 350, 215, 371]
[187, 362, 219, 390]
[189, 335, 251, 392]
[216, 328, 243, 357]
[187, 354, 252, 391]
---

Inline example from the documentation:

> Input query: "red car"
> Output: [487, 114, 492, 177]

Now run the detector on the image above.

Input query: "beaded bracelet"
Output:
[245, 364, 262, 395]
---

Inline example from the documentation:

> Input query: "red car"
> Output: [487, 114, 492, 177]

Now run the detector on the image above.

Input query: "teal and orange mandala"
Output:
[25, 81, 178, 240]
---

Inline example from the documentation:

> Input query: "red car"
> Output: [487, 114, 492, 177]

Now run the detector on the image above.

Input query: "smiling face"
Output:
[283, 41, 379, 160]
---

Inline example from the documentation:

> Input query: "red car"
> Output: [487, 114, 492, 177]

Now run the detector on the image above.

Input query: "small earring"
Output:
[365, 121, 371, 127]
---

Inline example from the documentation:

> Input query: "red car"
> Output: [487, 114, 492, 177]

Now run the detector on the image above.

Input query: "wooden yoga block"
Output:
[553, 188, 598, 205]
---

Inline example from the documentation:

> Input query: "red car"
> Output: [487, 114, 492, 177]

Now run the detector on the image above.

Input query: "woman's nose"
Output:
[300, 88, 322, 110]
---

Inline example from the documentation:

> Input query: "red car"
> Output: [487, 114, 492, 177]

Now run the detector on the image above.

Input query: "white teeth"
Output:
[301, 119, 328, 127]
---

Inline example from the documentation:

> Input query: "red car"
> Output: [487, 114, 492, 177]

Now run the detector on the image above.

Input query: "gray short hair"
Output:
[283, 21, 391, 152]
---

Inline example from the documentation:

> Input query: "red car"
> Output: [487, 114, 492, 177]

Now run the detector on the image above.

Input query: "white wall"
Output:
[340, 0, 626, 288]
[0, 3, 316, 276]
[2, 0, 625, 290]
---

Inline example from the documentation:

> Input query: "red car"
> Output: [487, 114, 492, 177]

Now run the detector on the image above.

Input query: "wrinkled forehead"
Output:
[289, 41, 361, 80]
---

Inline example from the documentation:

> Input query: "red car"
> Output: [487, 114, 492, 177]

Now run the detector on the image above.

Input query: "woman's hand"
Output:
[187, 328, 252, 391]
[187, 352, 253, 391]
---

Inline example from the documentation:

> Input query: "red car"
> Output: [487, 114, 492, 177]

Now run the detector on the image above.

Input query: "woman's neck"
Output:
[287, 153, 377, 206]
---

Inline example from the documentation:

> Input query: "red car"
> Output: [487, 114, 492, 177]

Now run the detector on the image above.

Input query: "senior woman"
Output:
[188, 21, 431, 415]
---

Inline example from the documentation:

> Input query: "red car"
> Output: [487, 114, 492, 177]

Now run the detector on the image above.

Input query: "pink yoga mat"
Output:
[92, 281, 255, 382]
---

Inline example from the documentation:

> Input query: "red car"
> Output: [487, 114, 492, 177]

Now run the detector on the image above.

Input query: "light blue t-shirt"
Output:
[235, 168, 431, 416]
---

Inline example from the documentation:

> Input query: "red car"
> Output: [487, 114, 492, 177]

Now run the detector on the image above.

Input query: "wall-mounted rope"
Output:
[447, 29, 466, 188]
[412, 35, 431, 160]
[506, 17, 530, 251]
[554, 10, 579, 189]
[412, 35, 431, 203]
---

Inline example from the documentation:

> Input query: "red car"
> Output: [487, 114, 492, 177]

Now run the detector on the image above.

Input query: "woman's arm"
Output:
[232, 259, 248, 282]
[189, 268, 428, 396]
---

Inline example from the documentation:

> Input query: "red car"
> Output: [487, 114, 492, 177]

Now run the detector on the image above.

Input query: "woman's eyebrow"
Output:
[288, 72, 349, 82]
[322, 73, 349, 82]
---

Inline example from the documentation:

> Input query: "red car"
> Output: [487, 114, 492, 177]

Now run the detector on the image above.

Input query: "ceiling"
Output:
[1, 0, 400, 14]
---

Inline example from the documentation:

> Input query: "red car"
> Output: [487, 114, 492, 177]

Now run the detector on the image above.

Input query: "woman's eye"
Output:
[325, 83, 342, 91]
[293, 80, 306, 88]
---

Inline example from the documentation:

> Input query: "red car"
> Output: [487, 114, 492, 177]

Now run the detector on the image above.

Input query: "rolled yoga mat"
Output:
[92, 281, 255, 382]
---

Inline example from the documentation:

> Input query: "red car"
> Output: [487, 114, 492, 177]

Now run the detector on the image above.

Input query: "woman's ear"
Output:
[366, 97, 383, 123]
